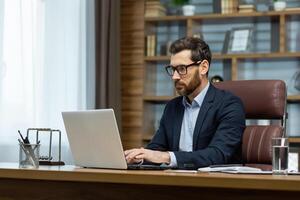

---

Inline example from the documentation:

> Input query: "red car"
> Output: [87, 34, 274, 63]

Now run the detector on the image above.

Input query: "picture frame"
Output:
[223, 27, 253, 54]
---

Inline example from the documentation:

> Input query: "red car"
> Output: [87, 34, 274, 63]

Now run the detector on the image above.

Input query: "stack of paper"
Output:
[198, 165, 272, 174]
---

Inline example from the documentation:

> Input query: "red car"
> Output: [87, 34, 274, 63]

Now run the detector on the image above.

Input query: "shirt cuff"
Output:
[136, 159, 144, 165]
[168, 152, 178, 167]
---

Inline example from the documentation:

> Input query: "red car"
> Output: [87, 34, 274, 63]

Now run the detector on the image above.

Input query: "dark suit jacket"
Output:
[146, 84, 245, 169]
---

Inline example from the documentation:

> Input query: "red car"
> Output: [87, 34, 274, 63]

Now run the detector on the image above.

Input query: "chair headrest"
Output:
[214, 80, 286, 119]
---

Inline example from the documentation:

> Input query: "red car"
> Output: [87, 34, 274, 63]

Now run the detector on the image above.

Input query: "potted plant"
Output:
[273, 0, 286, 11]
[172, 0, 196, 16]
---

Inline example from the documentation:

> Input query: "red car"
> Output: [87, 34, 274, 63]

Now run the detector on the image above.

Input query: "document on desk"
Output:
[222, 170, 272, 174]
[198, 165, 271, 174]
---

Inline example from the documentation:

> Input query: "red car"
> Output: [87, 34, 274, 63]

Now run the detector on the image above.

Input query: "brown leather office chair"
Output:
[214, 80, 287, 170]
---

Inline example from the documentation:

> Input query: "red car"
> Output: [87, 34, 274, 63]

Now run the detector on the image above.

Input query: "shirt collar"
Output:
[182, 82, 210, 108]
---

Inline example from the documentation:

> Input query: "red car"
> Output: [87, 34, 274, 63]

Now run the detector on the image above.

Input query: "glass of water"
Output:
[272, 137, 289, 175]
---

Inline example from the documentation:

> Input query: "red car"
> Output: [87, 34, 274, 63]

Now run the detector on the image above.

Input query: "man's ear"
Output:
[199, 60, 209, 76]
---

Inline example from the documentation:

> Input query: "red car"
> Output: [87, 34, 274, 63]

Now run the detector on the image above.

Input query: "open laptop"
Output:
[62, 109, 175, 170]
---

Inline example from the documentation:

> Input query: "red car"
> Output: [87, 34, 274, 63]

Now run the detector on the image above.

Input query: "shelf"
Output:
[289, 137, 300, 144]
[288, 95, 300, 103]
[145, 15, 187, 22]
[214, 52, 300, 59]
[142, 2, 300, 141]
[145, 10, 300, 22]
[144, 52, 300, 62]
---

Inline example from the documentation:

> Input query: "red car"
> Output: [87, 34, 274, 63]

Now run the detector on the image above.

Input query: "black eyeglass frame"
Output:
[165, 60, 202, 76]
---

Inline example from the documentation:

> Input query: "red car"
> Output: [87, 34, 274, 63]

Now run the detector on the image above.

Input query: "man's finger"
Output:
[124, 147, 144, 156]
[124, 149, 136, 155]
[135, 154, 145, 159]
[125, 149, 143, 160]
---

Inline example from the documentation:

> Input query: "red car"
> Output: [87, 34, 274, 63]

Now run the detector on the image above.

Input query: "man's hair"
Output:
[169, 37, 211, 65]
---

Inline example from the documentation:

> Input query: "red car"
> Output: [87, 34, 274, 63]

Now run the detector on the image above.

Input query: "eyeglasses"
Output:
[165, 61, 201, 76]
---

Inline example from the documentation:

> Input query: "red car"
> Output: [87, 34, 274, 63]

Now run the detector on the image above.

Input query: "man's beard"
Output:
[174, 72, 201, 96]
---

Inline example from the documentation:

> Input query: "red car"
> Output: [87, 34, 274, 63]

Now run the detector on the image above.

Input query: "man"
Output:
[125, 37, 245, 169]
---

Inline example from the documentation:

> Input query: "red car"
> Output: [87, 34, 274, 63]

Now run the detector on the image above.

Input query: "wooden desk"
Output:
[1, 163, 300, 200]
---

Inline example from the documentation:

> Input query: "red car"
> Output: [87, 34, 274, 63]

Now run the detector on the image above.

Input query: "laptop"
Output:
[62, 109, 175, 170]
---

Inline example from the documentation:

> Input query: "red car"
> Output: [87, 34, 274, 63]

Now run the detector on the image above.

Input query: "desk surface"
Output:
[0, 162, 300, 192]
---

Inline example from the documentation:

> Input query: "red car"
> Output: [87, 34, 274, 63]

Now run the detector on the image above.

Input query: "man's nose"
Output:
[172, 70, 180, 80]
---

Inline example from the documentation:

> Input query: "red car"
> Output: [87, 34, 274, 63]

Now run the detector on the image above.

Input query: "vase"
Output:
[182, 5, 195, 16]
[273, 1, 286, 11]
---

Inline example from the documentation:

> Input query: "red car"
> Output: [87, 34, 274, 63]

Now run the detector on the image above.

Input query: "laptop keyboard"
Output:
[127, 164, 177, 170]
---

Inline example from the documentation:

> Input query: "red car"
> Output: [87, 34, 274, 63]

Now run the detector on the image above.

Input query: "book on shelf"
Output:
[145, 0, 161, 5]
[145, 10, 166, 17]
[285, 7, 300, 12]
[145, 35, 156, 57]
[145, 0, 166, 17]
[238, 4, 255, 13]
[221, 0, 238, 14]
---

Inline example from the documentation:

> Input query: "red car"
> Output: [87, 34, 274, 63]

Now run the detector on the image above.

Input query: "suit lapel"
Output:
[173, 99, 184, 151]
[192, 85, 216, 149]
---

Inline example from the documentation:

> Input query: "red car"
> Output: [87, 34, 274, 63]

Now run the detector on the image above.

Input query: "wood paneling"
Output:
[121, 80, 143, 95]
[122, 97, 143, 111]
[121, 0, 144, 148]
[121, 20, 144, 31]
[122, 111, 142, 127]
[122, 68, 143, 79]
[121, 53, 144, 65]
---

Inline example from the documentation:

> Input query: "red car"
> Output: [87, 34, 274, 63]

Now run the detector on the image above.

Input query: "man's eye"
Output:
[177, 66, 186, 72]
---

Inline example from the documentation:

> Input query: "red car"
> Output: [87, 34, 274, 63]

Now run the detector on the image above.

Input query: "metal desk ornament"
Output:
[27, 128, 65, 165]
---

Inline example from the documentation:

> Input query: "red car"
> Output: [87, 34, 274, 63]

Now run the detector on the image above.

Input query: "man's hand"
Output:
[124, 148, 170, 164]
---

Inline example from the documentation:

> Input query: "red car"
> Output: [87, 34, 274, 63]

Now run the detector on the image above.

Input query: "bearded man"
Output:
[125, 37, 245, 169]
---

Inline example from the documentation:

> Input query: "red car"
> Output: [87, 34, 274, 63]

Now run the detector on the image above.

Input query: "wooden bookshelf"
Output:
[142, 5, 300, 141]
[121, 1, 300, 147]
[145, 52, 300, 62]
[289, 137, 300, 145]
[288, 95, 300, 103]
[145, 10, 300, 22]
[214, 52, 300, 59]
[144, 52, 300, 82]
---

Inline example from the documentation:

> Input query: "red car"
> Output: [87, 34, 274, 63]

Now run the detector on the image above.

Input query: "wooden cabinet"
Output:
[142, 3, 300, 142]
